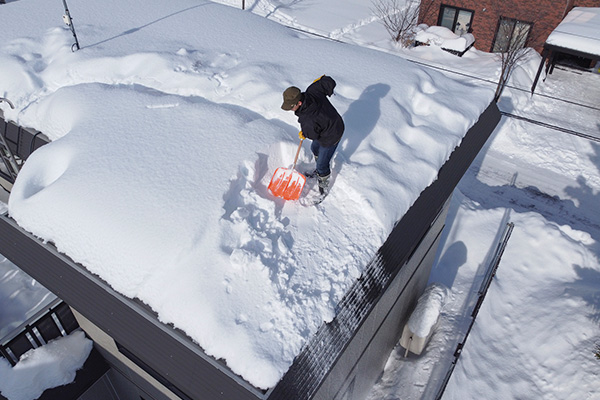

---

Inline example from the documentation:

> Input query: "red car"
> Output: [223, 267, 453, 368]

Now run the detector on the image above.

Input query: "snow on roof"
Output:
[546, 7, 600, 56]
[0, 0, 494, 389]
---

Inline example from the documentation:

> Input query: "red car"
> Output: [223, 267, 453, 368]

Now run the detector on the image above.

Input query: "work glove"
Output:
[299, 131, 306, 140]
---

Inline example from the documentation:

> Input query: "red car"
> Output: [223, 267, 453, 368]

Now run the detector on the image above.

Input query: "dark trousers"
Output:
[311, 140, 339, 177]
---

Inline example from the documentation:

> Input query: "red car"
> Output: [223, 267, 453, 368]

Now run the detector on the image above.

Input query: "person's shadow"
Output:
[334, 83, 390, 176]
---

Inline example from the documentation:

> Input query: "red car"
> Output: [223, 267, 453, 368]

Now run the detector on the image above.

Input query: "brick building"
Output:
[419, 0, 600, 54]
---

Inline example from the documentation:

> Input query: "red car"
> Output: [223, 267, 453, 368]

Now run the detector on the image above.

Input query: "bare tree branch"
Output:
[494, 20, 536, 100]
[492, 7, 547, 102]
[372, 0, 434, 47]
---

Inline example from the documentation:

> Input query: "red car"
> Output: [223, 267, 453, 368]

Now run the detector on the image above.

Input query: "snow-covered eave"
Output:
[0, 101, 502, 399]
[543, 41, 600, 59]
[545, 7, 600, 58]
[532, 40, 599, 94]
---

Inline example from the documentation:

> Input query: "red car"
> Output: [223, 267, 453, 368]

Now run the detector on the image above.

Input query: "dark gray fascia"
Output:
[269, 101, 501, 399]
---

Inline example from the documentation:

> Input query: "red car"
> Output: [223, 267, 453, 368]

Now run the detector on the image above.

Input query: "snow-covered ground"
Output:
[1, 1, 599, 399]
[368, 106, 600, 400]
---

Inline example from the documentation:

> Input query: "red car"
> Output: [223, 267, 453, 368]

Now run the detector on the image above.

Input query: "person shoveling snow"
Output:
[279, 75, 345, 200]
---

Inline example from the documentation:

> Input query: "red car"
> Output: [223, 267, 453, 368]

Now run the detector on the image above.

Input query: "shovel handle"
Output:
[291, 138, 304, 170]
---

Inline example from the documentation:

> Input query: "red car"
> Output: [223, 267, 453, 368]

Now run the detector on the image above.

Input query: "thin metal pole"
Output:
[61, 0, 80, 51]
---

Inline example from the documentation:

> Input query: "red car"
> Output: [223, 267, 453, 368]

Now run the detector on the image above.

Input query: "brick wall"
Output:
[419, 0, 600, 53]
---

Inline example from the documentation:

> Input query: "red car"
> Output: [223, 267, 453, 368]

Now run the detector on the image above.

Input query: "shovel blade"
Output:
[268, 167, 306, 200]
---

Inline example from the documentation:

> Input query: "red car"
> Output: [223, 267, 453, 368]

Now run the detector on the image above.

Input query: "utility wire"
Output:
[500, 111, 600, 142]
[288, 24, 600, 129]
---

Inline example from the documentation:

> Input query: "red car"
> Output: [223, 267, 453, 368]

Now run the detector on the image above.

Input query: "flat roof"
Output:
[0, 102, 501, 400]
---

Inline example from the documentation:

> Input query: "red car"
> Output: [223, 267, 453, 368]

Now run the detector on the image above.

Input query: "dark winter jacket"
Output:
[295, 76, 345, 147]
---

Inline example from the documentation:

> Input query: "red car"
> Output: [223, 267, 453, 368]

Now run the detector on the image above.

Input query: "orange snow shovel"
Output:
[268, 139, 306, 200]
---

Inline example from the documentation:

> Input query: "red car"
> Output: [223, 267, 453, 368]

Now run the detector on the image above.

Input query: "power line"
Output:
[288, 25, 600, 112]
[500, 111, 600, 142]
[287, 25, 600, 141]
[398, 53, 600, 112]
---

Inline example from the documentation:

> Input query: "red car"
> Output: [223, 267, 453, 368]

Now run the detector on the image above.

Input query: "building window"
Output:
[492, 17, 533, 52]
[438, 5, 473, 36]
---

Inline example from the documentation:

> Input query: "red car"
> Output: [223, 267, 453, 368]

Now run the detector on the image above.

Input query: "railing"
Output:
[0, 109, 49, 186]
[0, 98, 20, 182]
[435, 222, 514, 400]
[0, 298, 80, 366]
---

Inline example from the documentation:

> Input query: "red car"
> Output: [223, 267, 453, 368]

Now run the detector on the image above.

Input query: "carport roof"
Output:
[546, 7, 600, 57]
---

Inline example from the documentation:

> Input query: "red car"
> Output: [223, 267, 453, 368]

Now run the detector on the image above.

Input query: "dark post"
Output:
[531, 47, 549, 95]
[61, 0, 81, 51]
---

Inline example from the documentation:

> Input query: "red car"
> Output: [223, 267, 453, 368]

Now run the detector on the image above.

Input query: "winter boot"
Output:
[305, 155, 319, 178]
[317, 173, 330, 195]
[304, 169, 318, 178]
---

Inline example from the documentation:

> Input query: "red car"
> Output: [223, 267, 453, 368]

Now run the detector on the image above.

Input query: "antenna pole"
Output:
[61, 0, 80, 51]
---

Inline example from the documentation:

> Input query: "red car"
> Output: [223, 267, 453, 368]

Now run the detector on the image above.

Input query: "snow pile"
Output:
[399, 282, 449, 355]
[415, 25, 475, 52]
[0, 331, 93, 400]
[407, 283, 449, 337]
[546, 7, 600, 56]
[0, 0, 494, 388]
